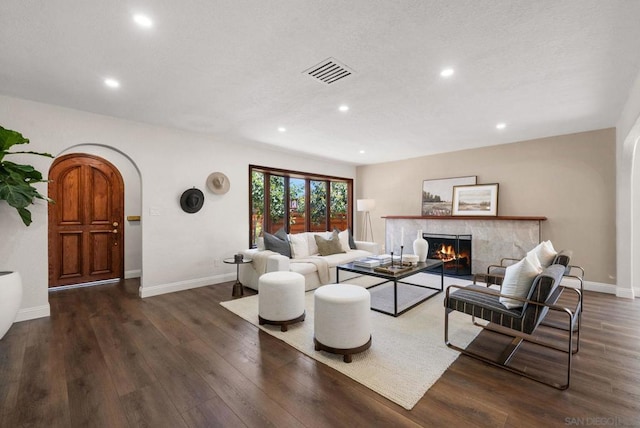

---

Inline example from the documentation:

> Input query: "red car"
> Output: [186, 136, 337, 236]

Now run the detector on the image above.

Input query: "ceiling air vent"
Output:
[303, 57, 355, 85]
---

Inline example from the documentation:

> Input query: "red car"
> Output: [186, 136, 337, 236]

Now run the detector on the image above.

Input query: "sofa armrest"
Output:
[266, 254, 290, 272]
[241, 248, 260, 259]
[241, 249, 290, 274]
[355, 240, 380, 255]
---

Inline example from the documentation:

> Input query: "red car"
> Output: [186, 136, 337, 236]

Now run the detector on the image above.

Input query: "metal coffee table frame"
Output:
[336, 259, 444, 317]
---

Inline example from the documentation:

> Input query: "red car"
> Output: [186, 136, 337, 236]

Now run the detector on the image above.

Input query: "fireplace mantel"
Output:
[383, 215, 547, 221]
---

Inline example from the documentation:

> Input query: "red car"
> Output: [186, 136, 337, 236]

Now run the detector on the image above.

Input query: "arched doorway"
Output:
[48, 153, 125, 288]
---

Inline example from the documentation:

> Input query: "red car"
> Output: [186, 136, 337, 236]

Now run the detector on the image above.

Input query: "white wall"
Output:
[615, 69, 640, 298]
[0, 95, 356, 318]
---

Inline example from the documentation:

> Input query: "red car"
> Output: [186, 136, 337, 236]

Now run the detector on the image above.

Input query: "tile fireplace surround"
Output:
[384, 216, 546, 275]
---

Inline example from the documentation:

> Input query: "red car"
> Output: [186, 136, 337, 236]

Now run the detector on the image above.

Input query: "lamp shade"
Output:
[356, 199, 376, 212]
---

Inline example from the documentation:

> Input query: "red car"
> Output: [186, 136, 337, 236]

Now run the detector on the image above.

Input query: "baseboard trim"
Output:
[125, 269, 142, 279]
[15, 304, 51, 322]
[140, 273, 236, 298]
[616, 287, 635, 299]
[560, 278, 617, 295]
[584, 280, 617, 295]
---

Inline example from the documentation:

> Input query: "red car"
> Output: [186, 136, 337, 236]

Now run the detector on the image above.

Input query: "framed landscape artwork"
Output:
[452, 183, 499, 216]
[421, 175, 477, 216]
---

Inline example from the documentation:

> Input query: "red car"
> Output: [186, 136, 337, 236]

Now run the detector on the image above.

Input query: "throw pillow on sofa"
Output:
[308, 231, 331, 255]
[334, 228, 357, 250]
[348, 231, 357, 250]
[264, 228, 291, 258]
[314, 230, 346, 256]
[289, 233, 311, 258]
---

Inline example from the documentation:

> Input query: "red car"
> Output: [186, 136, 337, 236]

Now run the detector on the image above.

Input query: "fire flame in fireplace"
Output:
[435, 244, 462, 262]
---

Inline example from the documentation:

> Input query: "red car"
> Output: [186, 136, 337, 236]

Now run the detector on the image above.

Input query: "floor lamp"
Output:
[357, 199, 375, 242]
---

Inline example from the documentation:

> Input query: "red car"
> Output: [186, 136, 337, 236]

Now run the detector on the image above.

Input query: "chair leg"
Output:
[499, 337, 524, 365]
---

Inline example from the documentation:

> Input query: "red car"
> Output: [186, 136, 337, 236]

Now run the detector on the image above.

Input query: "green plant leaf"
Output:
[7, 150, 54, 158]
[17, 207, 32, 226]
[0, 180, 39, 208]
[0, 125, 54, 226]
[0, 126, 29, 152]
[3, 161, 44, 181]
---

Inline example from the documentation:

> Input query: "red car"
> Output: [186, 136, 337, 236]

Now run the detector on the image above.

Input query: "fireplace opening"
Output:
[423, 233, 472, 276]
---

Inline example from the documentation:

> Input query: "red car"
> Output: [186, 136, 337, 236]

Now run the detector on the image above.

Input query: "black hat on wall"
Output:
[180, 188, 205, 213]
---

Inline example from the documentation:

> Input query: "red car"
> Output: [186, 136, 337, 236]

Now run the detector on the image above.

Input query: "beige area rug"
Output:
[220, 273, 481, 410]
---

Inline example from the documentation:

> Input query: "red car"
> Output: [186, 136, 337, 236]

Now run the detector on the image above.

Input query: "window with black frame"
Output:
[249, 165, 353, 248]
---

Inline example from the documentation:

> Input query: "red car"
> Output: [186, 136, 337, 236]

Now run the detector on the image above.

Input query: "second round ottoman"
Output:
[313, 284, 372, 363]
[258, 271, 306, 332]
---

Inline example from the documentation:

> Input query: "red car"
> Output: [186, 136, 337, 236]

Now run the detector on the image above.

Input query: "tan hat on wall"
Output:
[207, 172, 230, 194]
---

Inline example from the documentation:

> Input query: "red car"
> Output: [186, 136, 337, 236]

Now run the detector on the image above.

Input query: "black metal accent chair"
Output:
[444, 264, 582, 390]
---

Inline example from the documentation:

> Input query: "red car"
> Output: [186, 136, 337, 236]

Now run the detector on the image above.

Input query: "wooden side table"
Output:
[223, 257, 252, 297]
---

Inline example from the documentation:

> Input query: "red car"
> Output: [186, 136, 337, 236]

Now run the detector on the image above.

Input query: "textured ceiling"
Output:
[1, 1, 640, 165]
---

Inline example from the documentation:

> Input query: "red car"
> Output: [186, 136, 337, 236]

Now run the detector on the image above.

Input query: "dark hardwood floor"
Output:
[1, 279, 639, 427]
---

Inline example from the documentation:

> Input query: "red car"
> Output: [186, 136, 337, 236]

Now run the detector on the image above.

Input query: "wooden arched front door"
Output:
[48, 154, 124, 288]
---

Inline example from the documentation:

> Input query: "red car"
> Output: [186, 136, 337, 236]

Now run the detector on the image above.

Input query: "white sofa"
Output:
[239, 231, 380, 291]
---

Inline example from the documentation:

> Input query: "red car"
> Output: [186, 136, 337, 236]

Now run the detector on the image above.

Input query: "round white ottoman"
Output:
[258, 271, 306, 332]
[313, 284, 372, 363]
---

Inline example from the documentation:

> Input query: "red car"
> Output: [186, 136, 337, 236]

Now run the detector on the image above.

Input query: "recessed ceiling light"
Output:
[104, 78, 120, 89]
[339, 105, 349, 112]
[133, 14, 153, 28]
[496, 123, 506, 130]
[440, 68, 455, 77]
[359, 150, 365, 154]
[278, 127, 286, 132]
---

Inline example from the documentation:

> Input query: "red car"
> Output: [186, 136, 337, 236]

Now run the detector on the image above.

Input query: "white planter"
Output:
[0, 271, 22, 340]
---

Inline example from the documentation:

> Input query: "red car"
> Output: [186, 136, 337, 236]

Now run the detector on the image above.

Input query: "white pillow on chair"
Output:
[527, 240, 557, 267]
[525, 251, 542, 271]
[499, 256, 543, 309]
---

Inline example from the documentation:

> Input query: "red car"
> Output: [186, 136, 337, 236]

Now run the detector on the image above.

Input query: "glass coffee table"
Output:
[336, 259, 444, 317]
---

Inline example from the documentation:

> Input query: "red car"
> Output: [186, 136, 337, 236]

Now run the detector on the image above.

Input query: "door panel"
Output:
[60, 231, 82, 278]
[49, 154, 124, 287]
[89, 231, 112, 274]
[90, 168, 110, 222]
[60, 167, 82, 224]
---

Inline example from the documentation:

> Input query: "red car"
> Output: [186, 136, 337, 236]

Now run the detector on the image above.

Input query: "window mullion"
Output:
[284, 176, 290, 233]
[264, 172, 271, 234]
[326, 180, 331, 231]
[305, 179, 311, 231]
